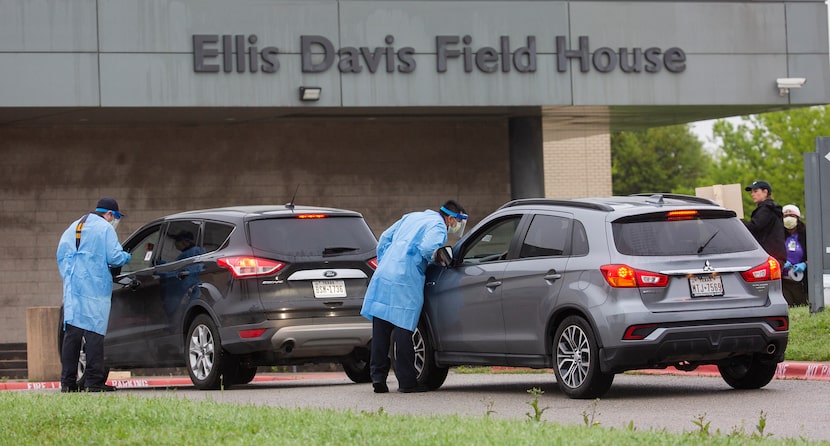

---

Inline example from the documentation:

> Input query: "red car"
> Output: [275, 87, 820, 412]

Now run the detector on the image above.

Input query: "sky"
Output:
[689, 117, 744, 152]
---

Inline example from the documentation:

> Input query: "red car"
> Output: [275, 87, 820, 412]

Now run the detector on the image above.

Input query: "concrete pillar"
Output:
[508, 116, 545, 199]
[26, 306, 61, 381]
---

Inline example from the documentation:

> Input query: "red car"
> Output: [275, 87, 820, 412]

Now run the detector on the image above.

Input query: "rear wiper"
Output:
[697, 231, 719, 254]
[322, 246, 359, 256]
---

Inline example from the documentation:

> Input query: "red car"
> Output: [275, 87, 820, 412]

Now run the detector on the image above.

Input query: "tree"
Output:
[611, 124, 710, 195]
[707, 106, 830, 215]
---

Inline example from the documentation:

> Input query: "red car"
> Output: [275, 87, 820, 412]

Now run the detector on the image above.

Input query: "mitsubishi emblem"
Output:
[703, 260, 714, 272]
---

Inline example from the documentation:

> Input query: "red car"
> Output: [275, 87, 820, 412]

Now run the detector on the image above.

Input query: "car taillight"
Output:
[623, 324, 658, 340]
[765, 316, 788, 331]
[297, 214, 327, 219]
[667, 210, 698, 221]
[239, 328, 267, 339]
[217, 256, 285, 278]
[368, 257, 378, 270]
[740, 257, 781, 282]
[601, 264, 669, 288]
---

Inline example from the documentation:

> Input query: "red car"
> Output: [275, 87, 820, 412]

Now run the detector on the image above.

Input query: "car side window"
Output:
[519, 214, 571, 259]
[159, 220, 203, 264]
[571, 219, 589, 256]
[203, 221, 234, 253]
[460, 216, 521, 264]
[121, 225, 162, 274]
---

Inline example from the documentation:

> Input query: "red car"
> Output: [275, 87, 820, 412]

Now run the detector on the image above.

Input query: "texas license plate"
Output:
[312, 280, 347, 298]
[689, 275, 724, 298]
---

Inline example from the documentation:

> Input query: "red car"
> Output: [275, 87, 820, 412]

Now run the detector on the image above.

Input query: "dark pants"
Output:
[61, 324, 107, 388]
[782, 279, 809, 307]
[370, 317, 418, 389]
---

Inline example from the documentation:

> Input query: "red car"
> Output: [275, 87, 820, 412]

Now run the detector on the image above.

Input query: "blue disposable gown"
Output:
[57, 214, 131, 335]
[361, 209, 447, 331]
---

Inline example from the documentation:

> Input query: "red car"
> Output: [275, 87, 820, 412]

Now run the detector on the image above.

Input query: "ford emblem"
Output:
[324, 270, 337, 278]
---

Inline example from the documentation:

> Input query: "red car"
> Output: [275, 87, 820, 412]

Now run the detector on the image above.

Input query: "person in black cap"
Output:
[744, 181, 786, 263]
[56, 197, 131, 392]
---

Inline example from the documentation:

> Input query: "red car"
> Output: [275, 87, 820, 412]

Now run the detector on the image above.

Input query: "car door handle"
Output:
[485, 280, 502, 291]
[544, 273, 562, 282]
[177, 271, 190, 279]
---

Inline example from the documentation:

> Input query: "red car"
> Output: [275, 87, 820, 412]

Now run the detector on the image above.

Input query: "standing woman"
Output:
[781, 204, 808, 306]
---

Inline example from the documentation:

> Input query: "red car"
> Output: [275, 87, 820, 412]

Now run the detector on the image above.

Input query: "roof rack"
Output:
[629, 193, 718, 206]
[497, 198, 614, 212]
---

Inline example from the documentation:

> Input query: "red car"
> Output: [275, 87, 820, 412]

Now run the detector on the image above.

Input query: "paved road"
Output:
[122, 372, 830, 441]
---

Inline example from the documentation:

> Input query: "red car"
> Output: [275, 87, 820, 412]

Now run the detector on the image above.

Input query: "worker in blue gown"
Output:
[57, 197, 131, 392]
[361, 200, 467, 393]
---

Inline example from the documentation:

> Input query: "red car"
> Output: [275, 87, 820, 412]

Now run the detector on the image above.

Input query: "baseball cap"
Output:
[782, 204, 801, 217]
[95, 197, 124, 218]
[744, 181, 772, 193]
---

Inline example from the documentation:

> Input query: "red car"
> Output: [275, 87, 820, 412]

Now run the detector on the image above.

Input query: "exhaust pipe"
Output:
[766, 343, 776, 354]
[282, 340, 295, 354]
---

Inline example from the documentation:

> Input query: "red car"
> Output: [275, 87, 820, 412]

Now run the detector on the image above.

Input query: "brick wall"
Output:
[543, 122, 612, 199]
[0, 119, 510, 343]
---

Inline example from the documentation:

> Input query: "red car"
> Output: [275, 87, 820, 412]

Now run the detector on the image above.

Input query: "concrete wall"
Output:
[1, 0, 827, 108]
[0, 119, 511, 343]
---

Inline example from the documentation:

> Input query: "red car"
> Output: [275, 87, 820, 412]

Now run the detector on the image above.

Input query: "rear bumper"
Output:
[220, 317, 372, 358]
[599, 321, 788, 374]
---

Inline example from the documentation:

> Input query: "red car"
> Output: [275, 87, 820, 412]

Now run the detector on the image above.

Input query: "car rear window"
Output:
[612, 210, 758, 256]
[248, 216, 377, 257]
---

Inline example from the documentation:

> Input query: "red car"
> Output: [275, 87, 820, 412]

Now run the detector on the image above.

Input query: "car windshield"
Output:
[248, 216, 377, 257]
[612, 211, 757, 256]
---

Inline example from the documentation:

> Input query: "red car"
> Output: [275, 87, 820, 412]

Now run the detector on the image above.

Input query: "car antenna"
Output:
[285, 184, 300, 211]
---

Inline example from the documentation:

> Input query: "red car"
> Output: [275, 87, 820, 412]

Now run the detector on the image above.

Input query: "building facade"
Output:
[1, 0, 828, 343]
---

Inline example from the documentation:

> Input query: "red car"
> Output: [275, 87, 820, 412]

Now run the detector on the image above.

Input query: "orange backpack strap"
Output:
[75, 213, 90, 250]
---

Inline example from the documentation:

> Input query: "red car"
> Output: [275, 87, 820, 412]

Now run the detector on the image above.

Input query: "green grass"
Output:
[0, 392, 824, 445]
[784, 305, 830, 362]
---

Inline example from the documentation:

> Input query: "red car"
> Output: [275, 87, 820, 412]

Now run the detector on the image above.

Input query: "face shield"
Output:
[441, 206, 468, 237]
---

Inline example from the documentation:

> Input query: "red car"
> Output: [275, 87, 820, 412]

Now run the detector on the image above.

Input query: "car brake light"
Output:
[740, 257, 781, 282]
[667, 210, 698, 221]
[217, 256, 285, 278]
[368, 257, 378, 270]
[601, 264, 669, 288]
[297, 214, 327, 219]
[239, 328, 267, 339]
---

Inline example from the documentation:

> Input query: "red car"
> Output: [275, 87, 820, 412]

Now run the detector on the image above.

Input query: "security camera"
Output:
[777, 77, 807, 96]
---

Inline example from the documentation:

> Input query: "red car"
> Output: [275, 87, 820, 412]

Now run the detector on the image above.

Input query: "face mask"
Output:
[110, 217, 121, 230]
[448, 219, 462, 234]
[783, 216, 797, 230]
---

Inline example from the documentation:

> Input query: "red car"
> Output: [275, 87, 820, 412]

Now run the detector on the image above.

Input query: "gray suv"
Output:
[416, 195, 789, 398]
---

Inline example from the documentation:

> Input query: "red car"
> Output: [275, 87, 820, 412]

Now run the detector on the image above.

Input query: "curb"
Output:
[0, 372, 346, 392]
[491, 361, 830, 381]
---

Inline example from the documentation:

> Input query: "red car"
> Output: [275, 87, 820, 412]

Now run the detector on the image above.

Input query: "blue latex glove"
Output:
[793, 262, 807, 273]
[783, 260, 793, 269]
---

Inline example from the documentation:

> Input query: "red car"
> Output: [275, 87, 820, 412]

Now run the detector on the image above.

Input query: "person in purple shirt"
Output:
[781, 204, 808, 306]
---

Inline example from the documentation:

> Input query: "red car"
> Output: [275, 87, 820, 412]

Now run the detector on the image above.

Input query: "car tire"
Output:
[341, 348, 372, 383]
[718, 354, 778, 389]
[228, 362, 258, 386]
[186, 314, 228, 390]
[413, 320, 449, 390]
[552, 315, 614, 399]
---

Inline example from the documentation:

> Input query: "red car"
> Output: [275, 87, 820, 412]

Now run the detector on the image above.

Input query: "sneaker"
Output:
[397, 384, 428, 393]
[61, 384, 80, 393]
[85, 384, 117, 392]
[373, 382, 389, 394]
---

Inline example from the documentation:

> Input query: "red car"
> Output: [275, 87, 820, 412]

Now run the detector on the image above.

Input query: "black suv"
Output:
[59, 205, 378, 389]
[416, 195, 789, 398]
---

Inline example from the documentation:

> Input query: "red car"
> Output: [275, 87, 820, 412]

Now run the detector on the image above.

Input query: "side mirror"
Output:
[433, 246, 454, 267]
